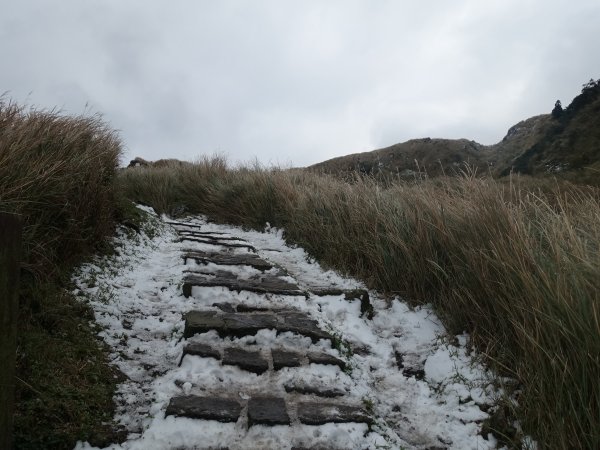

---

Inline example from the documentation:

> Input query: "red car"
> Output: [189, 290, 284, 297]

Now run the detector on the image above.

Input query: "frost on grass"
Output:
[73, 208, 505, 450]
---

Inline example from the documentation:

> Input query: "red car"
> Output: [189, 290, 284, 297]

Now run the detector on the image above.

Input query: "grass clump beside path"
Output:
[121, 157, 600, 449]
[0, 100, 124, 448]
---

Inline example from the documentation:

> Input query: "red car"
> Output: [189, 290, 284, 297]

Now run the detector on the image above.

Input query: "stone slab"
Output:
[183, 311, 226, 338]
[179, 230, 249, 242]
[272, 349, 303, 370]
[181, 343, 221, 363]
[223, 313, 280, 336]
[166, 395, 241, 422]
[184, 309, 333, 344]
[284, 384, 345, 398]
[297, 402, 371, 425]
[307, 352, 346, 369]
[279, 312, 332, 343]
[182, 271, 303, 297]
[247, 397, 290, 426]
[223, 348, 269, 374]
[178, 236, 256, 252]
[183, 251, 273, 271]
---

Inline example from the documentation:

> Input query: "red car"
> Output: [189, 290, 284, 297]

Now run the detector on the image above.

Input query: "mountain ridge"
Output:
[309, 79, 600, 184]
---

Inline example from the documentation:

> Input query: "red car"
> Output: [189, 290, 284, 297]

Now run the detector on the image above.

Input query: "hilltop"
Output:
[310, 78, 600, 184]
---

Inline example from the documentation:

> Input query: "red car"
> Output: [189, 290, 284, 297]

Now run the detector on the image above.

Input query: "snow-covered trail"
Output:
[73, 206, 500, 450]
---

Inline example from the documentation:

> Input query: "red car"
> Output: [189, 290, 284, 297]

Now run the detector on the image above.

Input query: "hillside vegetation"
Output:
[0, 100, 124, 449]
[121, 159, 600, 450]
[311, 79, 600, 185]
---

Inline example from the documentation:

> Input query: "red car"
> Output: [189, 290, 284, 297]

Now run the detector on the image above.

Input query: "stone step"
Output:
[297, 401, 372, 425]
[183, 310, 332, 343]
[182, 271, 303, 297]
[166, 395, 241, 422]
[223, 347, 269, 374]
[180, 342, 221, 365]
[165, 395, 372, 427]
[283, 383, 346, 398]
[247, 397, 290, 426]
[178, 230, 249, 242]
[182, 250, 273, 271]
[180, 340, 346, 374]
[178, 236, 257, 252]
[272, 349, 303, 370]
[306, 352, 346, 370]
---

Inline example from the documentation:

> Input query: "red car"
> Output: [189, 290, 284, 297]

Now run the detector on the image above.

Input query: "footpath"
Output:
[74, 206, 500, 450]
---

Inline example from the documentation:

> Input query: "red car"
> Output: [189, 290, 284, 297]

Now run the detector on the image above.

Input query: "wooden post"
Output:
[0, 213, 21, 450]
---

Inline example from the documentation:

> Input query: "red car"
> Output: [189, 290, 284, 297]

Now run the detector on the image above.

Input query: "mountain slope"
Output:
[309, 79, 600, 184]
[310, 138, 490, 179]
[500, 79, 600, 180]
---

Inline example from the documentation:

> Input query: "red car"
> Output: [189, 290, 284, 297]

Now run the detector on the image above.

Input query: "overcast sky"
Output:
[1, 0, 599, 166]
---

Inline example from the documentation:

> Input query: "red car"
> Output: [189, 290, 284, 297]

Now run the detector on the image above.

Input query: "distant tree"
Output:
[582, 78, 597, 92]
[551, 99, 563, 119]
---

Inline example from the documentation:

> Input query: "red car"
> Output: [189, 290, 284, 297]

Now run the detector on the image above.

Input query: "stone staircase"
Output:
[165, 220, 375, 444]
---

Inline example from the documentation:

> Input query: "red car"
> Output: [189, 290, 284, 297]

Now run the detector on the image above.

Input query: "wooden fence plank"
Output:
[0, 213, 22, 450]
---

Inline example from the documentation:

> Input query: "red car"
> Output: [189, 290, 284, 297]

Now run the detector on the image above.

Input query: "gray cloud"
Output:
[1, 0, 599, 166]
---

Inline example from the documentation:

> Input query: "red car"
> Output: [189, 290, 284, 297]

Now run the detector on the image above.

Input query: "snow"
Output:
[72, 206, 503, 450]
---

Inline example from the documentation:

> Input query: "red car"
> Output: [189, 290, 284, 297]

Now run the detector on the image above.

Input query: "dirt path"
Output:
[73, 207, 500, 450]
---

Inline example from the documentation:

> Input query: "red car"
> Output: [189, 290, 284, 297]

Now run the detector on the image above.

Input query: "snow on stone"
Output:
[73, 207, 500, 450]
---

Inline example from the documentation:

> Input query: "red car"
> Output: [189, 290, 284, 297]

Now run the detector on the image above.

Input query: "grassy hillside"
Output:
[310, 137, 490, 179]
[310, 78, 600, 185]
[0, 100, 124, 449]
[121, 159, 600, 450]
[504, 79, 600, 183]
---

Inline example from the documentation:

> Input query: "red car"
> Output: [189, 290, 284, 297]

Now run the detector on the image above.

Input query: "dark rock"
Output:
[351, 344, 371, 356]
[394, 351, 404, 369]
[180, 342, 221, 365]
[284, 384, 345, 398]
[165, 395, 241, 422]
[310, 288, 372, 319]
[235, 304, 271, 313]
[310, 288, 346, 296]
[402, 367, 425, 380]
[247, 397, 290, 426]
[297, 402, 372, 425]
[272, 349, 303, 370]
[291, 447, 336, 450]
[356, 291, 373, 320]
[128, 156, 150, 168]
[222, 348, 268, 374]
[307, 352, 346, 369]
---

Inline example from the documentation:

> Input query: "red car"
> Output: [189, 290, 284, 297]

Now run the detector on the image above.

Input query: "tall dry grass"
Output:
[121, 157, 599, 449]
[0, 100, 122, 280]
[0, 99, 123, 448]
